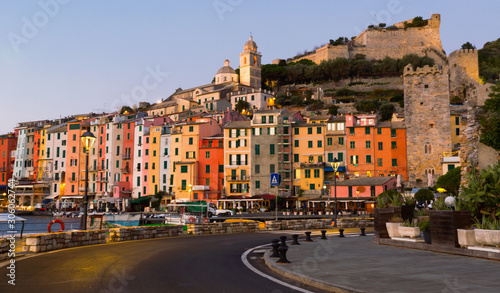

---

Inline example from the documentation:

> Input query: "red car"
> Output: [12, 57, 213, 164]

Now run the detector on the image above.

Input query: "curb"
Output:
[263, 240, 365, 293]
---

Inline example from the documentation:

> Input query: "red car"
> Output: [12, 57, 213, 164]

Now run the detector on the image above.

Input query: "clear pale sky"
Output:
[1, 0, 499, 134]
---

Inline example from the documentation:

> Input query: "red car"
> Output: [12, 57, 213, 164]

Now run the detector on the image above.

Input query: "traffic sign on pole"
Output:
[270, 173, 280, 186]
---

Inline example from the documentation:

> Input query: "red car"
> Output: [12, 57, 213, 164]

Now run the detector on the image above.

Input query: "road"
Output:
[0, 233, 325, 293]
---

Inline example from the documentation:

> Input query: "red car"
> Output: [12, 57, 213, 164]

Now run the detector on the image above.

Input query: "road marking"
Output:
[241, 243, 316, 293]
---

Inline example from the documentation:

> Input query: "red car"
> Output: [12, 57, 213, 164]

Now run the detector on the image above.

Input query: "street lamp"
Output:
[331, 158, 340, 227]
[81, 130, 96, 230]
[356, 189, 360, 214]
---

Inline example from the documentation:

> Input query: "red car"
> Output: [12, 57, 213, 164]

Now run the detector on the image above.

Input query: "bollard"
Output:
[279, 235, 288, 248]
[360, 227, 366, 236]
[339, 228, 345, 237]
[291, 234, 300, 245]
[271, 239, 280, 258]
[277, 246, 290, 263]
[321, 230, 327, 239]
[304, 231, 313, 242]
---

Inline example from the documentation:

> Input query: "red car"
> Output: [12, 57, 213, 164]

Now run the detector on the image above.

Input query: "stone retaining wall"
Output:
[186, 222, 259, 235]
[337, 218, 374, 228]
[109, 225, 184, 242]
[265, 219, 332, 231]
[22, 230, 107, 253]
[0, 237, 13, 261]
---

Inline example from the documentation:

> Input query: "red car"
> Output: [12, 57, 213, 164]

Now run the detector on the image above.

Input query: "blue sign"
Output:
[270, 173, 280, 186]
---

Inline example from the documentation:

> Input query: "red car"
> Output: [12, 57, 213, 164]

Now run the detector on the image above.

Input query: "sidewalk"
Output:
[263, 231, 500, 293]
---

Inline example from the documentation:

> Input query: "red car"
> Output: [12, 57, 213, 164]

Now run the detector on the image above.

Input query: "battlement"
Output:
[458, 48, 477, 54]
[403, 64, 441, 76]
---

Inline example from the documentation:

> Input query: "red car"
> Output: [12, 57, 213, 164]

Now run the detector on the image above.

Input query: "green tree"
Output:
[379, 103, 395, 121]
[480, 83, 500, 150]
[120, 106, 134, 115]
[328, 105, 339, 115]
[461, 42, 476, 50]
[434, 167, 462, 196]
[414, 188, 434, 203]
[150, 191, 167, 210]
[234, 100, 250, 113]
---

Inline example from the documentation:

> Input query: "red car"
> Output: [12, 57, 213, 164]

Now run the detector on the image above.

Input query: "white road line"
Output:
[241, 243, 316, 293]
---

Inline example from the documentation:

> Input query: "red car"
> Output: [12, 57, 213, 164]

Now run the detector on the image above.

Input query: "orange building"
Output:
[0, 133, 17, 195]
[65, 121, 82, 197]
[345, 114, 407, 180]
[198, 135, 225, 202]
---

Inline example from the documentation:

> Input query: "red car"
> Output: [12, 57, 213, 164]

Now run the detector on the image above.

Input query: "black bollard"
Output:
[339, 228, 345, 237]
[279, 235, 288, 248]
[271, 239, 280, 258]
[305, 231, 313, 242]
[360, 227, 366, 236]
[291, 234, 300, 245]
[277, 246, 290, 263]
[321, 230, 327, 239]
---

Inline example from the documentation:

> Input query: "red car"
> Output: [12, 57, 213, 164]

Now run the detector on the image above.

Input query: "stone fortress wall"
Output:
[288, 14, 444, 65]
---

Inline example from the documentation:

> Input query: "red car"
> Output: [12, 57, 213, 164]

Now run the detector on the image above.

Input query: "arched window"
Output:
[254, 56, 257, 66]
[244, 57, 247, 65]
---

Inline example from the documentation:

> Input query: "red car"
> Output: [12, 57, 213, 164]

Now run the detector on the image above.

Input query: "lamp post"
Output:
[81, 130, 96, 230]
[331, 158, 340, 227]
[356, 190, 360, 214]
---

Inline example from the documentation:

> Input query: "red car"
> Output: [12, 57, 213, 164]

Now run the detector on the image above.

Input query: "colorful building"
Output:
[0, 133, 17, 195]
[224, 121, 251, 198]
[198, 134, 225, 202]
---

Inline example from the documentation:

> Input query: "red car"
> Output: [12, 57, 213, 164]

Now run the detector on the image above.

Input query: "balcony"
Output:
[295, 162, 325, 169]
[226, 175, 251, 182]
[96, 177, 108, 182]
[122, 153, 132, 160]
[0, 167, 6, 172]
[122, 167, 131, 174]
[171, 129, 182, 135]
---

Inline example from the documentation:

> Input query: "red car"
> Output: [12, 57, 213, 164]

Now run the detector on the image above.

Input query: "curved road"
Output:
[0, 233, 317, 293]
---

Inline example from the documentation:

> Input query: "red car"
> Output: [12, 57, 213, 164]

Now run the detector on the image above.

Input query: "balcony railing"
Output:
[122, 153, 132, 160]
[122, 167, 131, 174]
[226, 175, 251, 181]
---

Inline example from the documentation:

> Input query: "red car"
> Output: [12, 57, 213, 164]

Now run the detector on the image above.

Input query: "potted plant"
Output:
[455, 197, 478, 248]
[474, 216, 500, 247]
[386, 216, 403, 238]
[429, 197, 471, 247]
[418, 220, 431, 244]
[401, 195, 416, 222]
[374, 190, 402, 239]
[399, 219, 420, 238]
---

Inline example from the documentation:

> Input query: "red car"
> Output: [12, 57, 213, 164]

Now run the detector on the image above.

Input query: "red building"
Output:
[0, 133, 17, 196]
[197, 135, 225, 203]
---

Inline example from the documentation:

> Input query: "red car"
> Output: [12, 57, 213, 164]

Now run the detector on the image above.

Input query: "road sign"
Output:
[270, 173, 280, 186]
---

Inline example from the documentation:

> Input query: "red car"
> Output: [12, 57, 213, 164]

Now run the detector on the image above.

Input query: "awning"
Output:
[324, 166, 347, 172]
[45, 194, 59, 199]
[60, 195, 84, 199]
[251, 194, 275, 200]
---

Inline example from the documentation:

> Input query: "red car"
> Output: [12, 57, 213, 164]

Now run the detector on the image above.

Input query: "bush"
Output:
[328, 105, 339, 115]
[379, 103, 395, 121]
[434, 167, 461, 196]
[414, 189, 434, 203]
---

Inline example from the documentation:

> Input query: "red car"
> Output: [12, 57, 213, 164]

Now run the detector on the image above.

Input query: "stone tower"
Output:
[448, 49, 480, 82]
[404, 64, 452, 186]
[239, 36, 262, 89]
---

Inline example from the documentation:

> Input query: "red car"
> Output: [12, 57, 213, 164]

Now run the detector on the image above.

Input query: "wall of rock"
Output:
[0, 237, 13, 261]
[109, 225, 184, 242]
[22, 230, 107, 253]
[186, 222, 259, 235]
[265, 219, 333, 231]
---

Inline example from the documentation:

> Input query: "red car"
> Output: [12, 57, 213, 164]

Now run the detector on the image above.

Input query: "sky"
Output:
[1, 0, 499, 135]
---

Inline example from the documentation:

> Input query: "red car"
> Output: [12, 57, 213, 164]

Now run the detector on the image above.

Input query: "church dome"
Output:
[216, 59, 236, 74]
[244, 36, 258, 51]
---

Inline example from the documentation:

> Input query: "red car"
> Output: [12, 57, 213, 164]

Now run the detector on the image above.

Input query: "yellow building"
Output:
[450, 111, 465, 150]
[292, 121, 326, 197]
[223, 121, 251, 197]
[149, 125, 162, 194]
[169, 117, 221, 200]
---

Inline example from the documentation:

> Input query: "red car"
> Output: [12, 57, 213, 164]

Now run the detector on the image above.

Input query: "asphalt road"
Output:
[0, 233, 323, 293]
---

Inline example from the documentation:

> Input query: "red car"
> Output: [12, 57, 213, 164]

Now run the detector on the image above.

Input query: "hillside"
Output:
[479, 37, 500, 83]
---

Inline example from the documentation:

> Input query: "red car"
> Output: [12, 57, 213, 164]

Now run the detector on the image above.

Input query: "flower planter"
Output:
[318, 211, 323, 215]
[398, 226, 420, 238]
[457, 229, 478, 248]
[474, 229, 500, 248]
[401, 204, 415, 222]
[386, 222, 402, 238]
[374, 207, 401, 238]
[429, 210, 471, 247]
[293, 212, 298, 216]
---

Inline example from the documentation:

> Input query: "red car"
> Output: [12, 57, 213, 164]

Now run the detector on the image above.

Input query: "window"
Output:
[338, 153, 344, 162]
[455, 128, 460, 135]
[269, 116, 274, 123]
[318, 155, 323, 162]
[308, 141, 313, 148]
[327, 137, 333, 146]
[293, 154, 299, 162]
[255, 144, 260, 155]
[391, 129, 396, 137]
[307, 127, 312, 134]
[391, 141, 397, 149]
[314, 169, 320, 178]
[164, 161, 168, 169]
[309, 155, 314, 163]
[255, 165, 260, 174]
[305, 169, 311, 178]
[455, 117, 460, 125]
[205, 165, 210, 174]
[189, 126, 193, 132]
[317, 140, 322, 148]
[365, 127, 370, 135]
[255, 181, 260, 189]
[350, 141, 355, 149]
[349, 128, 355, 135]
[262, 116, 266, 123]
[377, 128, 382, 135]
[72, 146, 76, 153]
[366, 141, 371, 149]
[189, 137, 193, 145]
[377, 158, 383, 167]
[392, 159, 397, 167]
[175, 148, 178, 155]
[181, 166, 188, 173]
[309, 184, 315, 190]
[270, 164, 275, 173]
[270, 144, 275, 155]
[181, 180, 187, 191]
[328, 153, 333, 162]
[294, 140, 299, 147]
[350, 155, 358, 164]
[294, 128, 299, 135]
[317, 127, 322, 134]
[378, 142, 383, 150]
[338, 137, 344, 145]
[219, 165, 223, 172]
[205, 151, 210, 159]
[366, 155, 372, 164]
